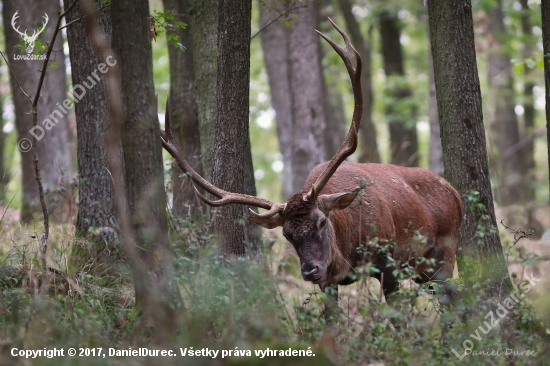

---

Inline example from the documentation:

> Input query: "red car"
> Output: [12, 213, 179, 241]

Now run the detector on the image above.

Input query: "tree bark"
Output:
[259, 0, 294, 199]
[379, 11, 418, 167]
[428, 0, 513, 298]
[64, 0, 121, 272]
[519, 0, 536, 202]
[427, 22, 444, 176]
[288, 1, 326, 192]
[111, 0, 178, 333]
[189, 0, 217, 183]
[0, 88, 7, 201]
[211, 0, 260, 256]
[322, 76, 345, 160]
[2, 0, 73, 223]
[487, 0, 525, 205]
[318, 5, 345, 161]
[339, 0, 379, 163]
[163, 0, 204, 219]
[543, 0, 550, 203]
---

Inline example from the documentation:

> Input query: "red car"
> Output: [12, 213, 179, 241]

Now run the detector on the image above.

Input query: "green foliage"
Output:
[0, 206, 549, 365]
[151, 10, 187, 51]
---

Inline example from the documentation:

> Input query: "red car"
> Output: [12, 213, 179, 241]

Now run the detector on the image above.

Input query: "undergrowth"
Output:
[0, 209, 548, 365]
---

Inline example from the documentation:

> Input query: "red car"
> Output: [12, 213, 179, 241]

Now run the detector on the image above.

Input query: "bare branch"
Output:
[251, 3, 306, 40]
[0, 51, 32, 101]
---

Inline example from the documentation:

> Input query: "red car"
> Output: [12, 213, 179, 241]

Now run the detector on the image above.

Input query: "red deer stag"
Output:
[160, 19, 462, 310]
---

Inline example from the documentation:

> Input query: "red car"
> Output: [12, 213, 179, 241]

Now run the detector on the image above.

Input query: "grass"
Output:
[0, 204, 548, 365]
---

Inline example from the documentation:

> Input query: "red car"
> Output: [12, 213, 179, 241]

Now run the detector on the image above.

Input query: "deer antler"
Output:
[29, 13, 49, 40]
[305, 18, 363, 202]
[160, 100, 286, 219]
[11, 11, 27, 37]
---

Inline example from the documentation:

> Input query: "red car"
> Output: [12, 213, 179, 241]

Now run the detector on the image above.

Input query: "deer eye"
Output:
[318, 218, 327, 228]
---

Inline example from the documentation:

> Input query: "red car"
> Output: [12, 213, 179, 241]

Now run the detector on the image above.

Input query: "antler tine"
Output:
[160, 99, 285, 218]
[39, 13, 49, 32]
[248, 202, 286, 219]
[306, 18, 363, 202]
[11, 11, 26, 36]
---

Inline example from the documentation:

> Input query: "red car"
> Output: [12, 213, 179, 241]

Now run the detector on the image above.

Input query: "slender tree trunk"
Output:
[64, 0, 121, 272]
[339, 0, 379, 163]
[163, 0, 203, 219]
[211, 0, 259, 256]
[322, 77, 345, 160]
[543, 0, 550, 203]
[2, 0, 73, 223]
[520, 0, 536, 202]
[189, 0, 217, 183]
[288, 1, 326, 192]
[428, 0, 513, 298]
[0, 88, 7, 201]
[317, 6, 344, 160]
[427, 22, 444, 176]
[111, 0, 179, 334]
[379, 11, 418, 167]
[259, 0, 294, 199]
[487, 0, 525, 205]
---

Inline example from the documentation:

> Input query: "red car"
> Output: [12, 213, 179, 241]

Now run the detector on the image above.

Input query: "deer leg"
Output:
[415, 255, 461, 327]
[372, 259, 399, 300]
[320, 283, 339, 326]
[432, 273, 461, 328]
[373, 267, 403, 330]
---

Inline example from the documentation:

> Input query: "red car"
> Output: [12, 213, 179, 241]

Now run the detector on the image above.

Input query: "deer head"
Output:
[11, 11, 49, 54]
[161, 19, 362, 284]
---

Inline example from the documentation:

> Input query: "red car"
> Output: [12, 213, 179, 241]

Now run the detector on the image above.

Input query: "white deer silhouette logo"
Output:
[11, 11, 49, 54]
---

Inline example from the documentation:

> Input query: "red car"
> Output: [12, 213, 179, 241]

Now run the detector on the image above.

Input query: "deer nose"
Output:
[301, 262, 320, 281]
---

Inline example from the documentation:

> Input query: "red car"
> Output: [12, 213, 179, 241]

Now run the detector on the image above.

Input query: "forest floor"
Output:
[0, 203, 548, 365]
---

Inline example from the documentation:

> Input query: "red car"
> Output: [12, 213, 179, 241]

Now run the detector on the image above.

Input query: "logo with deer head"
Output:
[11, 11, 49, 54]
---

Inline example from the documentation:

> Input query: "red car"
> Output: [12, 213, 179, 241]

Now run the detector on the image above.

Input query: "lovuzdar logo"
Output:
[11, 10, 49, 60]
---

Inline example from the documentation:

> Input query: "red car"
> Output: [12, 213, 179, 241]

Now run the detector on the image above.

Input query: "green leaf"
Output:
[525, 58, 536, 69]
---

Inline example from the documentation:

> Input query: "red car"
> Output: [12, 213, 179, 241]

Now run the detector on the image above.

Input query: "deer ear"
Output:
[248, 213, 284, 229]
[320, 191, 358, 212]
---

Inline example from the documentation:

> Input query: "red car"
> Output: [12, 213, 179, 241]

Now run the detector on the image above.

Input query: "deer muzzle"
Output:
[301, 261, 326, 283]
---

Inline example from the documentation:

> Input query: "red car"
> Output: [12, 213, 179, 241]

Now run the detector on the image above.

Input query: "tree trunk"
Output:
[427, 22, 444, 176]
[322, 77, 345, 160]
[544, 0, 550, 203]
[288, 1, 326, 192]
[64, 0, 121, 273]
[317, 6, 344, 161]
[519, 0, 536, 202]
[2, 0, 73, 223]
[163, 0, 204, 219]
[428, 0, 513, 298]
[211, 0, 259, 256]
[189, 0, 217, 183]
[487, 0, 525, 205]
[111, 0, 178, 334]
[339, 0, 379, 163]
[259, 0, 294, 199]
[0, 88, 7, 201]
[379, 11, 418, 167]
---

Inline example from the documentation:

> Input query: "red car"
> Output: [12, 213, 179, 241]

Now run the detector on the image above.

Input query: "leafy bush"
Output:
[0, 211, 548, 365]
